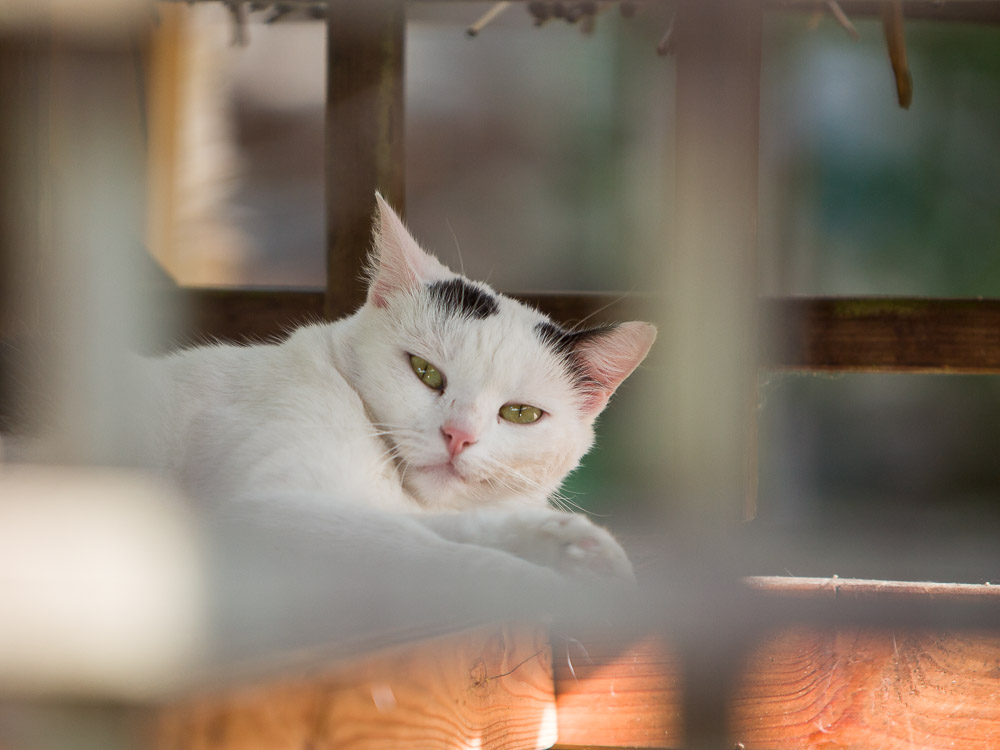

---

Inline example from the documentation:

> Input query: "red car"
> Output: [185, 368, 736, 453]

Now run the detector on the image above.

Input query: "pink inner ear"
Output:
[574, 322, 657, 415]
[369, 193, 452, 307]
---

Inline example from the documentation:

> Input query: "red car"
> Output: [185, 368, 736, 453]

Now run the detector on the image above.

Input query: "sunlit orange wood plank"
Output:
[153, 624, 555, 750]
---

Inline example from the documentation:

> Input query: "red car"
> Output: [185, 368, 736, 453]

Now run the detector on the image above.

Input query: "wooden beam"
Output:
[764, 297, 1000, 373]
[152, 624, 556, 750]
[668, 0, 763, 521]
[553, 578, 1000, 750]
[554, 626, 1000, 750]
[148, 579, 1000, 750]
[325, 0, 405, 321]
[164, 288, 639, 351]
[772, 0, 1000, 23]
[168, 290, 1000, 375]
[172, 287, 326, 347]
[400, 0, 1000, 23]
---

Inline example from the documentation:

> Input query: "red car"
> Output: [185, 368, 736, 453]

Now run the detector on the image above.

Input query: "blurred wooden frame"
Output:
[147, 0, 1000, 520]
[137, 3, 1000, 749]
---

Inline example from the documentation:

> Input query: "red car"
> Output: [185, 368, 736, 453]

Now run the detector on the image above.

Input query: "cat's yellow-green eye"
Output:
[409, 354, 444, 391]
[499, 404, 543, 425]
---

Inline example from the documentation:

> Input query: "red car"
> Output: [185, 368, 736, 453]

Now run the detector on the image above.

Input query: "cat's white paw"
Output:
[528, 511, 635, 584]
[431, 507, 635, 585]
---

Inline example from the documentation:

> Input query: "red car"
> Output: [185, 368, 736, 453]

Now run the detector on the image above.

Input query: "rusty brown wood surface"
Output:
[325, 0, 405, 321]
[554, 578, 1000, 750]
[151, 624, 555, 750]
[764, 297, 1000, 373]
[146, 578, 1000, 750]
[554, 625, 1000, 750]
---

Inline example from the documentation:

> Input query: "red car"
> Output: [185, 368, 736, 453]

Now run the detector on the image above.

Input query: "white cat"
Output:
[143, 194, 655, 593]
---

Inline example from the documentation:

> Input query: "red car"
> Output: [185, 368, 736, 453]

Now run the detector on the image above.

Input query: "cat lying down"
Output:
[141, 195, 655, 656]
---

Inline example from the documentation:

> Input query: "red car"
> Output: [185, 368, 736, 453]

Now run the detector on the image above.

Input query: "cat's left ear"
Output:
[573, 322, 657, 415]
[367, 192, 451, 308]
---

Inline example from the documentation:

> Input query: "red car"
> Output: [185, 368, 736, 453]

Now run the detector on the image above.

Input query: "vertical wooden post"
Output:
[0, 36, 45, 341]
[664, 1, 763, 746]
[665, 0, 763, 523]
[325, 0, 405, 320]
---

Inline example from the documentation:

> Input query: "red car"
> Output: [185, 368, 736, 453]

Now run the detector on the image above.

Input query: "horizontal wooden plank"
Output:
[147, 577, 1000, 750]
[772, 0, 1000, 23]
[554, 578, 1000, 750]
[171, 287, 636, 350]
[409, 0, 1000, 24]
[174, 287, 326, 347]
[763, 297, 1000, 373]
[175, 289, 1000, 374]
[152, 624, 556, 750]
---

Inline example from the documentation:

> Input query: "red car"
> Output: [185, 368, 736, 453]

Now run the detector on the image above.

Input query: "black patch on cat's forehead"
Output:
[535, 320, 618, 354]
[535, 320, 619, 386]
[427, 279, 500, 319]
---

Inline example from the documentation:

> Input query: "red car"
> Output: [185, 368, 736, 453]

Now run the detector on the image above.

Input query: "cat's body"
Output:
[143, 195, 655, 589]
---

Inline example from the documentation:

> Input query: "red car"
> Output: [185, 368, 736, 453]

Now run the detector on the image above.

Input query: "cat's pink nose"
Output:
[441, 424, 477, 458]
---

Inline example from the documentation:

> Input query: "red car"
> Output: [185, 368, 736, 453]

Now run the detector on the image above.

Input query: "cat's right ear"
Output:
[367, 192, 451, 308]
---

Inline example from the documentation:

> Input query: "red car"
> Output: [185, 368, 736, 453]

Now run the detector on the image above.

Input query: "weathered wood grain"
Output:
[552, 632, 684, 749]
[554, 627, 1000, 750]
[553, 579, 1000, 750]
[734, 626, 1000, 750]
[152, 624, 556, 750]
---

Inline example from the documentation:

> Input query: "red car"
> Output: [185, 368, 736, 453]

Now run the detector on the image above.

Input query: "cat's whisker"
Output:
[480, 456, 609, 518]
[476, 455, 557, 501]
[445, 218, 465, 278]
[568, 288, 635, 332]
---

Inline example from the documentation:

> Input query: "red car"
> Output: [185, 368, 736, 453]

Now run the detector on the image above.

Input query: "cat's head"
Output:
[348, 193, 656, 512]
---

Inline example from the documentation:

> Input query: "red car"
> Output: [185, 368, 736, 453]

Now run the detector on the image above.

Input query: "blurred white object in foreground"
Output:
[0, 466, 206, 700]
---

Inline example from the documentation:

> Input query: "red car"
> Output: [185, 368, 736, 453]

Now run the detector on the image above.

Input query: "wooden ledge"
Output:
[150, 578, 1000, 750]
[555, 577, 1000, 749]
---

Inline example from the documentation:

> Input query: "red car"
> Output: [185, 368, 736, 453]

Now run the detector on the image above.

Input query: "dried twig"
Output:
[881, 0, 913, 108]
[826, 0, 860, 40]
[656, 9, 676, 56]
[466, 1, 511, 37]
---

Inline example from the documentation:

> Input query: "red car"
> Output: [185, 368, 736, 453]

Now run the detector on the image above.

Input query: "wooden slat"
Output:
[152, 624, 556, 750]
[325, 0, 405, 321]
[173, 287, 326, 347]
[553, 578, 1000, 750]
[149, 579, 1000, 750]
[773, 0, 1000, 23]
[168, 290, 1000, 375]
[764, 297, 1000, 373]
[403, 0, 1000, 23]
[169, 288, 635, 349]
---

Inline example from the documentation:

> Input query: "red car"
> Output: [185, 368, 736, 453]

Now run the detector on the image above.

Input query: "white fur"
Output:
[142, 196, 655, 584]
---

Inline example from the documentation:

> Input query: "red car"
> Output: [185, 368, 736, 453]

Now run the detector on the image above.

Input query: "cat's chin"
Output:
[415, 462, 464, 482]
[405, 462, 479, 509]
